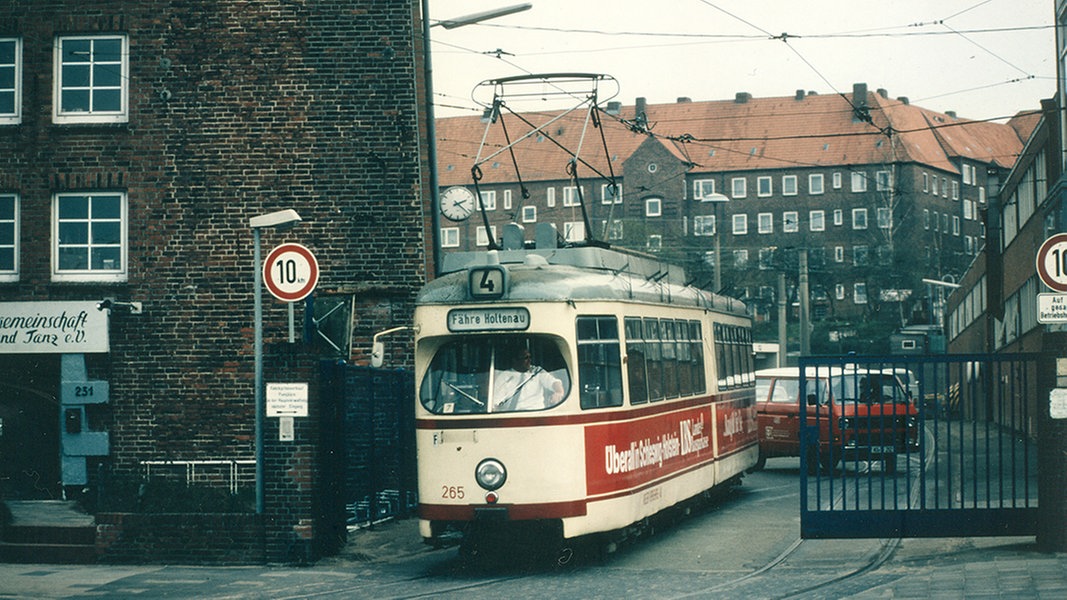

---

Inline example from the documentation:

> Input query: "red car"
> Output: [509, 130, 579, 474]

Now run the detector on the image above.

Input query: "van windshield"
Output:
[829, 372, 908, 404]
[420, 335, 570, 415]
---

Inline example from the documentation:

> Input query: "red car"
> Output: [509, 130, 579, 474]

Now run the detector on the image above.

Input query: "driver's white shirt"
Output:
[492, 367, 559, 411]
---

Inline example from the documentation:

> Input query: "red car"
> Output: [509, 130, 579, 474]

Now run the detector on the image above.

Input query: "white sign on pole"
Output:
[1036, 233, 1067, 292]
[1050, 389, 1067, 419]
[263, 243, 319, 302]
[266, 382, 308, 417]
[1038, 293, 1067, 323]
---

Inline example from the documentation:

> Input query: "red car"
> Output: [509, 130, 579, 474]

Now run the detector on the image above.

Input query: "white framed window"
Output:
[923, 173, 929, 192]
[563, 185, 583, 207]
[923, 209, 930, 229]
[835, 284, 845, 300]
[732, 213, 748, 235]
[606, 219, 623, 240]
[809, 173, 824, 195]
[731, 177, 747, 198]
[546, 187, 556, 207]
[832, 172, 843, 189]
[875, 170, 892, 191]
[694, 215, 715, 236]
[852, 208, 868, 230]
[647, 234, 662, 251]
[53, 35, 129, 124]
[834, 246, 845, 262]
[962, 164, 973, 185]
[758, 212, 773, 234]
[564, 221, 585, 242]
[953, 215, 960, 236]
[951, 181, 959, 200]
[833, 209, 843, 226]
[478, 190, 496, 211]
[851, 171, 867, 192]
[601, 182, 622, 204]
[521, 205, 537, 223]
[645, 197, 662, 217]
[782, 175, 798, 196]
[733, 249, 749, 267]
[440, 227, 460, 248]
[941, 177, 948, 197]
[854, 282, 868, 304]
[476, 226, 497, 246]
[0, 38, 22, 124]
[758, 248, 775, 270]
[877, 207, 892, 229]
[809, 210, 825, 231]
[932, 176, 939, 195]
[783, 211, 799, 233]
[853, 245, 869, 266]
[503, 189, 513, 210]
[964, 199, 974, 220]
[0, 193, 18, 281]
[757, 176, 772, 197]
[52, 192, 127, 281]
[693, 179, 716, 200]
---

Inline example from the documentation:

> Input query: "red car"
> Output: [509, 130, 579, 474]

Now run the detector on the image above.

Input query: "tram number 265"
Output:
[441, 485, 465, 499]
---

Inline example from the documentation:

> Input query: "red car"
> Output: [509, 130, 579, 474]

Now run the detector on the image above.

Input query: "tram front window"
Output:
[420, 336, 571, 414]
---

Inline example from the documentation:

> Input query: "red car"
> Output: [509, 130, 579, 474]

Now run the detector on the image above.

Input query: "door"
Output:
[0, 356, 61, 500]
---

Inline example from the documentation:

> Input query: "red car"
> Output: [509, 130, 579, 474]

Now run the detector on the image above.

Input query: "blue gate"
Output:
[800, 354, 1040, 539]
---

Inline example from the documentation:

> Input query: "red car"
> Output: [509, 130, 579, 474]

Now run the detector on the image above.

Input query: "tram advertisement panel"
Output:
[715, 395, 759, 455]
[584, 406, 714, 495]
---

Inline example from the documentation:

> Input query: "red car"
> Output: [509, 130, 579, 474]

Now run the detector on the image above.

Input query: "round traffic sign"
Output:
[263, 243, 319, 302]
[1036, 233, 1067, 292]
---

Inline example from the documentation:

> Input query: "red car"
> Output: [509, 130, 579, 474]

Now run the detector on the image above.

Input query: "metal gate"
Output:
[320, 363, 416, 536]
[800, 353, 1040, 539]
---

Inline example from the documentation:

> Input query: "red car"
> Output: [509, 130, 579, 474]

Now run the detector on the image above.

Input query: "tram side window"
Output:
[715, 323, 754, 390]
[662, 319, 679, 398]
[644, 318, 664, 401]
[690, 321, 706, 394]
[625, 317, 649, 404]
[576, 316, 623, 409]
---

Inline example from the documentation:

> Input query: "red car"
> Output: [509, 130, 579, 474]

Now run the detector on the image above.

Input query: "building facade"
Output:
[1, 0, 429, 561]
[435, 84, 1033, 354]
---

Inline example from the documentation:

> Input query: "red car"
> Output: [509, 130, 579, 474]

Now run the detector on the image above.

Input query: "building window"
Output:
[852, 208, 868, 229]
[783, 211, 799, 233]
[564, 221, 585, 242]
[521, 205, 537, 223]
[732, 214, 748, 235]
[601, 182, 622, 204]
[923, 208, 930, 229]
[694, 215, 716, 236]
[923, 172, 929, 192]
[875, 170, 892, 191]
[440, 227, 460, 248]
[832, 172, 842, 189]
[854, 282, 868, 304]
[851, 171, 867, 192]
[733, 249, 749, 267]
[645, 197, 662, 217]
[951, 181, 959, 200]
[835, 284, 845, 300]
[833, 209, 843, 226]
[563, 185, 583, 207]
[503, 189, 513, 210]
[53, 35, 128, 124]
[758, 212, 773, 234]
[953, 215, 961, 236]
[758, 248, 775, 270]
[476, 226, 496, 246]
[757, 176, 772, 197]
[932, 176, 939, 195]
[853, 245, 869, 266]
[809, 210, 825, 232]
[0, 193, 17, 280]
[877, 207, 891, 229]
[479, 190, 496, 211]
[647, 234, 662, 251]
[809, 173, 824, 195]
[53, 192, 127, 281]
[731, 177, 747, 198]
[941, 177, 948, 197]
[782, 175, 798, 196]
[694, 179, 716, 200]
[607, 219, 624, 240]
[834, 246, 845, 262]
[546, 187, 556, 207]
[0, 38, 21, 124]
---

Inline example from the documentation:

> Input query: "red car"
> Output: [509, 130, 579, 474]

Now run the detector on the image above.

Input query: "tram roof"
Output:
[420, 245, 748, 316]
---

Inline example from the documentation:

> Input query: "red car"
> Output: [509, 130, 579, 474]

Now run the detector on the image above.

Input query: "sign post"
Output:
[263, 243, 319, 342]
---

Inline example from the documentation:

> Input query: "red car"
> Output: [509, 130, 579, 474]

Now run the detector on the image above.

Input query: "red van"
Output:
[753, 366, 920, 473]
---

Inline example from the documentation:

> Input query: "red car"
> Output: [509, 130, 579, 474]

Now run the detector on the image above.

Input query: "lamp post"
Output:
[421, 2, 532, 276]
[249, 208, 302, 515]
[705, 192, 730, 293]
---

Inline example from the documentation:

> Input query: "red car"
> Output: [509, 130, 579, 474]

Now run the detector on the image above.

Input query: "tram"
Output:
[412, 223, 758, 553]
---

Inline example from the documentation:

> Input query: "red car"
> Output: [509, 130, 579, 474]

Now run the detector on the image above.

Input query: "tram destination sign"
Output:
[447, 307, 530, 332]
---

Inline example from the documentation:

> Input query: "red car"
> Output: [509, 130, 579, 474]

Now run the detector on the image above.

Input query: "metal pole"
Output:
[714, 203, 722, 293]
[422, 0, 442, 278]
[799, 248, 811, 356]
[778, 272, 787, 366]
[253, 227, 264, 515]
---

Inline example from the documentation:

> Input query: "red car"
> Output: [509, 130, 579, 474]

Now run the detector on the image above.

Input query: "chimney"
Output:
[946, 110, 957, 119]
[635, 97, 648, 129]
[877, 88, 888, 99]
[795, 89, 805, 101]
[735, 92, 751, 104]
[852, 82, 869, 122]
[897, 96, 909, 105]
[606, 101, 622, 115]
[676, 97, 691, 103]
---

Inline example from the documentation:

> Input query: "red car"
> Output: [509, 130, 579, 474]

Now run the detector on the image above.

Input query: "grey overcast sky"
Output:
[427, 0, 1056, 121]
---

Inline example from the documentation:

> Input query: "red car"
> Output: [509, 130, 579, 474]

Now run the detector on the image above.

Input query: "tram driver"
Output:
[493, 341, 565, 411]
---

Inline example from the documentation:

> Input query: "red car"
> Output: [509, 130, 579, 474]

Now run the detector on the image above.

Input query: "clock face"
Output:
[441, 186, 476, 221]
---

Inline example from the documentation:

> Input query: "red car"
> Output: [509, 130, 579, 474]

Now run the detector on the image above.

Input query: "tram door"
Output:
[0, 356, 61, 500]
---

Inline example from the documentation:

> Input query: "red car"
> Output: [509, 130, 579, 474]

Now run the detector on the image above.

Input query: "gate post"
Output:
[1038, 348, 1067, 551]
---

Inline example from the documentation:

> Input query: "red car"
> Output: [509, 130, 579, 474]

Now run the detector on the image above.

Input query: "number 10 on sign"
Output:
[263, 243, 319, 302]
[1037, 234, 1067, 293]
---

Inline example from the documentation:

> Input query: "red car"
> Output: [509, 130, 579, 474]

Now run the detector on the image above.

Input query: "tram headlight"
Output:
[475, 458, 507, 491]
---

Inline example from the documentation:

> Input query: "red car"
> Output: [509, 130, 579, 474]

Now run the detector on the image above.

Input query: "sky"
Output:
[427, 0, 1057, 122]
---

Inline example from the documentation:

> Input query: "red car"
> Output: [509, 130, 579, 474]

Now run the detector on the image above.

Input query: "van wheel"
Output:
[819, 454, 839, 473]
[748, 450, 766, 473]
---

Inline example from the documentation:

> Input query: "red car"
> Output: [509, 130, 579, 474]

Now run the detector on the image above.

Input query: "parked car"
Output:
[752, 366, 920, 473]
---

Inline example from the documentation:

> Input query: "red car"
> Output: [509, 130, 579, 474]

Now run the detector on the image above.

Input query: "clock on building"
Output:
[440, 186, 476, 221]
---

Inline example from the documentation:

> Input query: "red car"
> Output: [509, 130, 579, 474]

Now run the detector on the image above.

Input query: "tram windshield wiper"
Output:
[445, 381, 484, 406]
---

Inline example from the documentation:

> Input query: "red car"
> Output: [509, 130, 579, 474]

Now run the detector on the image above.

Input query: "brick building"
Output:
[1, 1, 429, 562]
[435, 84, 1034, 354]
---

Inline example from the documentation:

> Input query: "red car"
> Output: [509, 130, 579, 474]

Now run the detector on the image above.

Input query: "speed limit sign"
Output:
[263, 243, 319, 302]
[1037, 234, 1067, 292]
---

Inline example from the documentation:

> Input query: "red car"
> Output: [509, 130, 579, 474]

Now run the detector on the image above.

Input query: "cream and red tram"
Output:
[414, 227, 757, 550]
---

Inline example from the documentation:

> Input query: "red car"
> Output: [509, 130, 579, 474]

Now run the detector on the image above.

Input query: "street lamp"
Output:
[421, 2, 533, 276]
[250, 208, 302, 515]
[705, 192, 730, 293]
